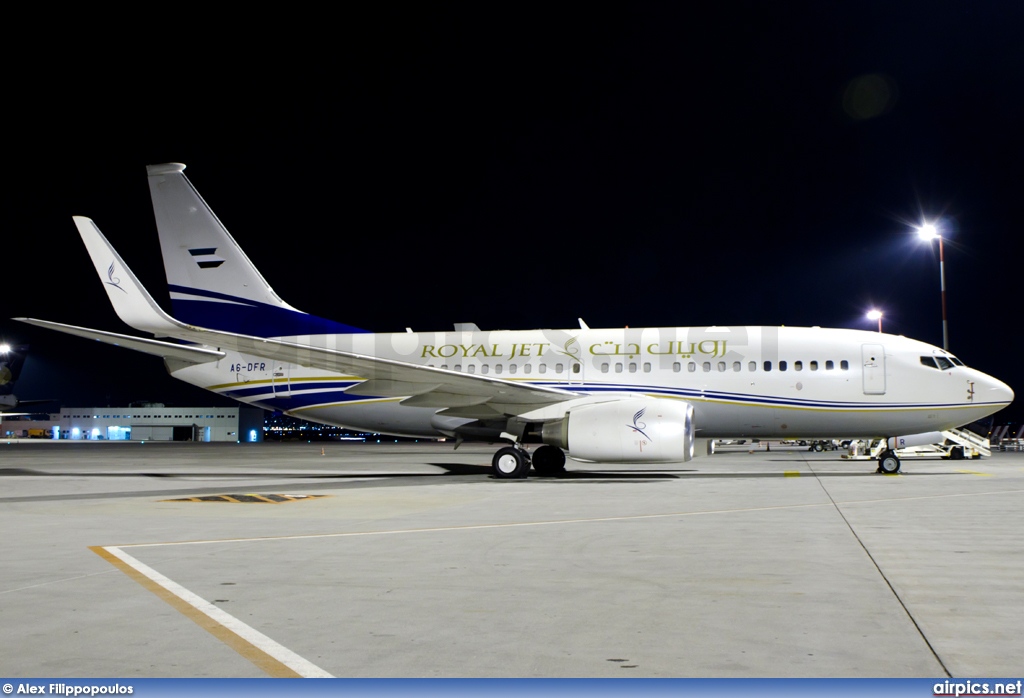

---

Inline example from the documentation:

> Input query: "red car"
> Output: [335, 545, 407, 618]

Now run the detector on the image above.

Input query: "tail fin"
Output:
[0, 344, 29, 394]
[146, 163, 364, 337]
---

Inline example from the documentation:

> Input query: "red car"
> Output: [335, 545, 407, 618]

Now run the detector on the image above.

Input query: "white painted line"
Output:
[119, 486, 1024, 550]
[101, 545, 333, 678]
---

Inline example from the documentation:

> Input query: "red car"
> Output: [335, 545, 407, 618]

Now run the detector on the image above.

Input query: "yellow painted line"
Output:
[90, 545, 332, 678]
[955, 469, 993, 477]
[783, 471, 801, 477]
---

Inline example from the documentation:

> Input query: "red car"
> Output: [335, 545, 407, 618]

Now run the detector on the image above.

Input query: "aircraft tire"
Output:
[812, 442, 824, 452]
[531, 445, 566, 475]
[877, 450, 901, 474]
[493, 447, 530, 479]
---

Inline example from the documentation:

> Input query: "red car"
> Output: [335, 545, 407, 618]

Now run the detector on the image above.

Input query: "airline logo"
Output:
[627, 408, 652, 441]
[189, 247, 226, 269]
[106, 260, 127, 293]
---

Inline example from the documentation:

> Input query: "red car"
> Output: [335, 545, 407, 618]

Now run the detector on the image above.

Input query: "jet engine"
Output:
[541, 398, 695, 463]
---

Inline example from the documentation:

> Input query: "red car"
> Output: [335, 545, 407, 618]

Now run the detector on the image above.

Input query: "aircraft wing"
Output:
[178, 326, 577, 408]
[15, 319, 225, 363]
[17, 317, 579, 411]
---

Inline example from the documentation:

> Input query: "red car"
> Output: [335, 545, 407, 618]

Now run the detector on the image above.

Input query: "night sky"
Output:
[3, 4, 1022, 425]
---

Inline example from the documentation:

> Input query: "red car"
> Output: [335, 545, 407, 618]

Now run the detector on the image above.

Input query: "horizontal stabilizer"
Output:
[14, 318, 224, 363]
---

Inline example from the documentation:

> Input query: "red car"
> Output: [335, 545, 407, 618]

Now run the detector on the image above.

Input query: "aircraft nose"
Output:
[984, 375, 1014, 406]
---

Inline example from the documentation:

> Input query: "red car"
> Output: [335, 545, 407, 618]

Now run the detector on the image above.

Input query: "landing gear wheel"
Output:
[877, 450, 901, 474]
[492, 446, 530, 479]
[531, 445, 566, 476]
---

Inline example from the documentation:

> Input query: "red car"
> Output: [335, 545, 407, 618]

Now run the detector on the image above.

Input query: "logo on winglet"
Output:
[189, 247, 225, 269]
[106, 260, 127, 293]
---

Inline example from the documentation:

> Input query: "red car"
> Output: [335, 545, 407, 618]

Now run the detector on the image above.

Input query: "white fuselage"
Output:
[168, 325, 1013, 440]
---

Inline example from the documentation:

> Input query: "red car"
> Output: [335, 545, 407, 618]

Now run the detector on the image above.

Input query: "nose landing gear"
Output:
[877, 450, 901, 474]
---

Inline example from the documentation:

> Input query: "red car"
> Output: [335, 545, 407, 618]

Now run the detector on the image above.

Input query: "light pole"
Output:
[866, 309, 883, 333]
[916, 222, 948, 350]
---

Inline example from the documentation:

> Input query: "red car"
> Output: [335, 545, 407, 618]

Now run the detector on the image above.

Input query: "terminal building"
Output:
[2, 405, 265, 442]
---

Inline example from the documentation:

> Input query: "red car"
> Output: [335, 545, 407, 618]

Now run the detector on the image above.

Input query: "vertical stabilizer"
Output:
[0, 344, 29, 395]
[146, 164, 364, 337]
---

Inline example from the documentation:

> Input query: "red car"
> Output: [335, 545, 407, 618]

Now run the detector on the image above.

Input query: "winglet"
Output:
[73, 216, 187, 337]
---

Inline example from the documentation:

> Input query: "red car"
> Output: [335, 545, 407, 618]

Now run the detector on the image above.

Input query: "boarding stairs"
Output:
[846, 427, 991, 460]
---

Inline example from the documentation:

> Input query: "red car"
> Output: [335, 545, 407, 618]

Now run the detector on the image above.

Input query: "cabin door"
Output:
[861, 344, 886, 395]
[272, 363, 291, 397]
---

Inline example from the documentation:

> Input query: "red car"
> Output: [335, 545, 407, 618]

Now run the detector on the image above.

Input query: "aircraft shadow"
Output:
[0, 464, 964, 504]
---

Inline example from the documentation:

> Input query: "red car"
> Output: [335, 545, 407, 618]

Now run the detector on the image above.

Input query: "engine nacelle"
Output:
[542, 398, 695, 463]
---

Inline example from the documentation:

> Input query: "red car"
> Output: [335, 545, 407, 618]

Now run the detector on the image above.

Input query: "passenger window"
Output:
[495, 364, 502, 374]
[673, 362, 681, 372]
[703, 362, 711, 372]
[539, 364, 547, 374]
[717, 361, 726, 372]
[779, 361, 787, 371]
[509, 364, 517, 374]
[748, 361, 757, 372]
[840, 360, 849, 371]
[467, 364, 476, 374]
[601, 363, 609, 373]
[733, 362, 741, 372]
[825, 360, 834, 370]
[628, 363, 637, 373]
[455, 365, 462, 372]
[615, 363, 623, 373]
[523, 364, 532, 374]
[810, 361, 818, 371]
[643, 362, 651, 373]
[481, 365, 489, 374]
[571, 364, 579, 374]
[688, 362, 697, 373]
[763, 361, 772, 372]
[794, 361, 803, 371]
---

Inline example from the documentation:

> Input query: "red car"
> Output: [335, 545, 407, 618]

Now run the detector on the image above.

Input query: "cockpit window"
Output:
[922, 355, 959, 370]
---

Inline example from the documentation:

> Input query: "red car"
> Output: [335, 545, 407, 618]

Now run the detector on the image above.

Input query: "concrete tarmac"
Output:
[0, 440, 1021, 678]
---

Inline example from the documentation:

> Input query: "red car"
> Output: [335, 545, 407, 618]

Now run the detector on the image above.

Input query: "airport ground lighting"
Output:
[916, 221, 949, 350]
[0, 343, 11, 354]
[866, 309, 883, 333]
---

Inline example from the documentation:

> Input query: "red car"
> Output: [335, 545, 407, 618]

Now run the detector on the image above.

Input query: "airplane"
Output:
[0, 343, 52, 416]
[0, 343, 27, 413]
[14, 164, 1014, 477]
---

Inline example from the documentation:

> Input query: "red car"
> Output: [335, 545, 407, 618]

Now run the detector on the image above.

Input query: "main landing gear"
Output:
[491, 444, 567, 479]
[877, 449, 901, 474]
